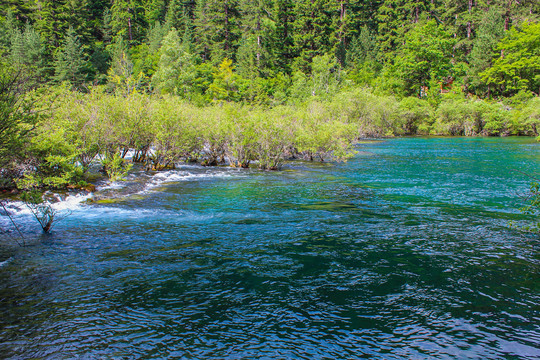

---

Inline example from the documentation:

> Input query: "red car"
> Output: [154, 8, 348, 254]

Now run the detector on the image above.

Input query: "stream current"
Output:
[0, 137, 539, 359]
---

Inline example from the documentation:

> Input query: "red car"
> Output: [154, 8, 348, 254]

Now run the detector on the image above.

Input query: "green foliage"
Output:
[0, 62, 40, 187]
[431, 94, 511, 136]
[1, 0, 540, 192]
[207, 58, 241, 102]
[480, 22, 540, 96]
[292, 0, 336, 73]
[252, 108, 294, 170]
[295, 101, 356, 162]
[225, 105, 256, 167]
[9, 23, 46, 77]
[346, 26, 379, 68]
[514, 97, 540, 136]
[110, 0, 147, 44]
[150, 96, 201, 169]
[393, 20, 456, 97]
[54, 27, 89, 87]
[467, 9, 505, 95]
[152, 28, 198, 96]
[107, 38, 145, 94]
[331, 88, 401, 137]
[101, 152, 133, 181]
[398, 97, 434, 135]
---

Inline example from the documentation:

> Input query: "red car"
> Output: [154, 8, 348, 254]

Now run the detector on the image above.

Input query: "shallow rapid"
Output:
[0, 137, 539, 359]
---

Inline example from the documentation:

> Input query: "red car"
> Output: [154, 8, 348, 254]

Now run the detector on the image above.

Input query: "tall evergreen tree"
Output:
[273, 0, 295, 73]
[346, 25, 379, 68]
[0, 9, 18, 50]
[152, 27, 197, 96]
[236, 34, 258, 78]
[292, 0, 338, 73]
[54, 26, 88, 86]
[237, 0, 276, 75]
[194, 0, 240, 63]
[110, 0, 146, 44]
[376, 0, 435, 56]
[10, 24, 45, 71]
[164, 0, 186, 31]
[33, 0, 93, 55]
[144, 0, 167, 26]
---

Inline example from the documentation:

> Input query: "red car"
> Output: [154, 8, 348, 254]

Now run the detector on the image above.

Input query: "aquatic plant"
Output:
[20, 190, 70, 233]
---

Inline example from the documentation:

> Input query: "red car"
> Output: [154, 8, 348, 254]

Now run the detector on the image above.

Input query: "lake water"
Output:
[1, 137, 539, 359]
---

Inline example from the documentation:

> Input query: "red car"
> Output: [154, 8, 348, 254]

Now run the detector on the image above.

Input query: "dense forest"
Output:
[1, 0, 539, 191]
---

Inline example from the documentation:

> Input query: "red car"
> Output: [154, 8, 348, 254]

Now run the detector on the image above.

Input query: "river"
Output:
[0, 137, 539, 359]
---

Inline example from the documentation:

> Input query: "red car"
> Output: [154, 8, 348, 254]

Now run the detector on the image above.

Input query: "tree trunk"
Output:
[467, 0, 473, 38]
[224, 2, 229, 51]
[256, 17, 261, 68]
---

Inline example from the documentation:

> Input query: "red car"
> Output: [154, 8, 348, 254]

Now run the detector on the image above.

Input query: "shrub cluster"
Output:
[4, 85, 539, 191]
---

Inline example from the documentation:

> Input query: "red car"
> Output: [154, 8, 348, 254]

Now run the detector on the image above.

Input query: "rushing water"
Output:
[0, 137, 539, 359]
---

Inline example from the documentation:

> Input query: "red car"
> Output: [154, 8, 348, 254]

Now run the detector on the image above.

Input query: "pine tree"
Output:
[0, 0, 33, 23]
[54, 26, 88, 86]
[152, 27, 197, 96]
[110, 0, 146, 44]
[194, 0, 240, 63]
[9, 23, 47, 80]
[164, 0, 186, 31]
[236, 34, 258, 78]
[376, 0, 435, 57]
[144, 0, 167, 26]
[273, 0, 295, 73]
[346, 25, 378, 68]
[33, 0, 93, 56]
[147, 20, 167, 53]
[0, 9, 18, 50]
[33, 0, 66, 54]
[292, 0, 338, 73]
[237, 0, 276, 76]
[334, 0, 372, 64]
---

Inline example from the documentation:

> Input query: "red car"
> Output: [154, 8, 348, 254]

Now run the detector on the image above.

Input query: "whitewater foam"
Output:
[142, 169, 243, 193]
[1, 193, 93, 218]
[0, 258, 12, 268]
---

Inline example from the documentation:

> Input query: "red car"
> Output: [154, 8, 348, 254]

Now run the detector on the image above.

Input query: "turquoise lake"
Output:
[0, 137, 539, 358]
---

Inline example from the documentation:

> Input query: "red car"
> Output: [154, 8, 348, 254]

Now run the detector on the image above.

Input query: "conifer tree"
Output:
[110, 0, 146, 44]
[237, 0, 276, 76]
[164, 0, 187, 31]
[0, 10, 18, 50]
[292, 0, 338, 73]
[152, 27, 197, 96]
[144, 0, 167, 26]
[10, 24, 46, 80]
[107, 37, 135, 90]
[346, 25, 378, 68]
[54, 26, 88, 86]
[195, 0, 240, 63]
[236, 34, 258, 79]
[274, 0, 295, 73]
[376, 0, 435, 56]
